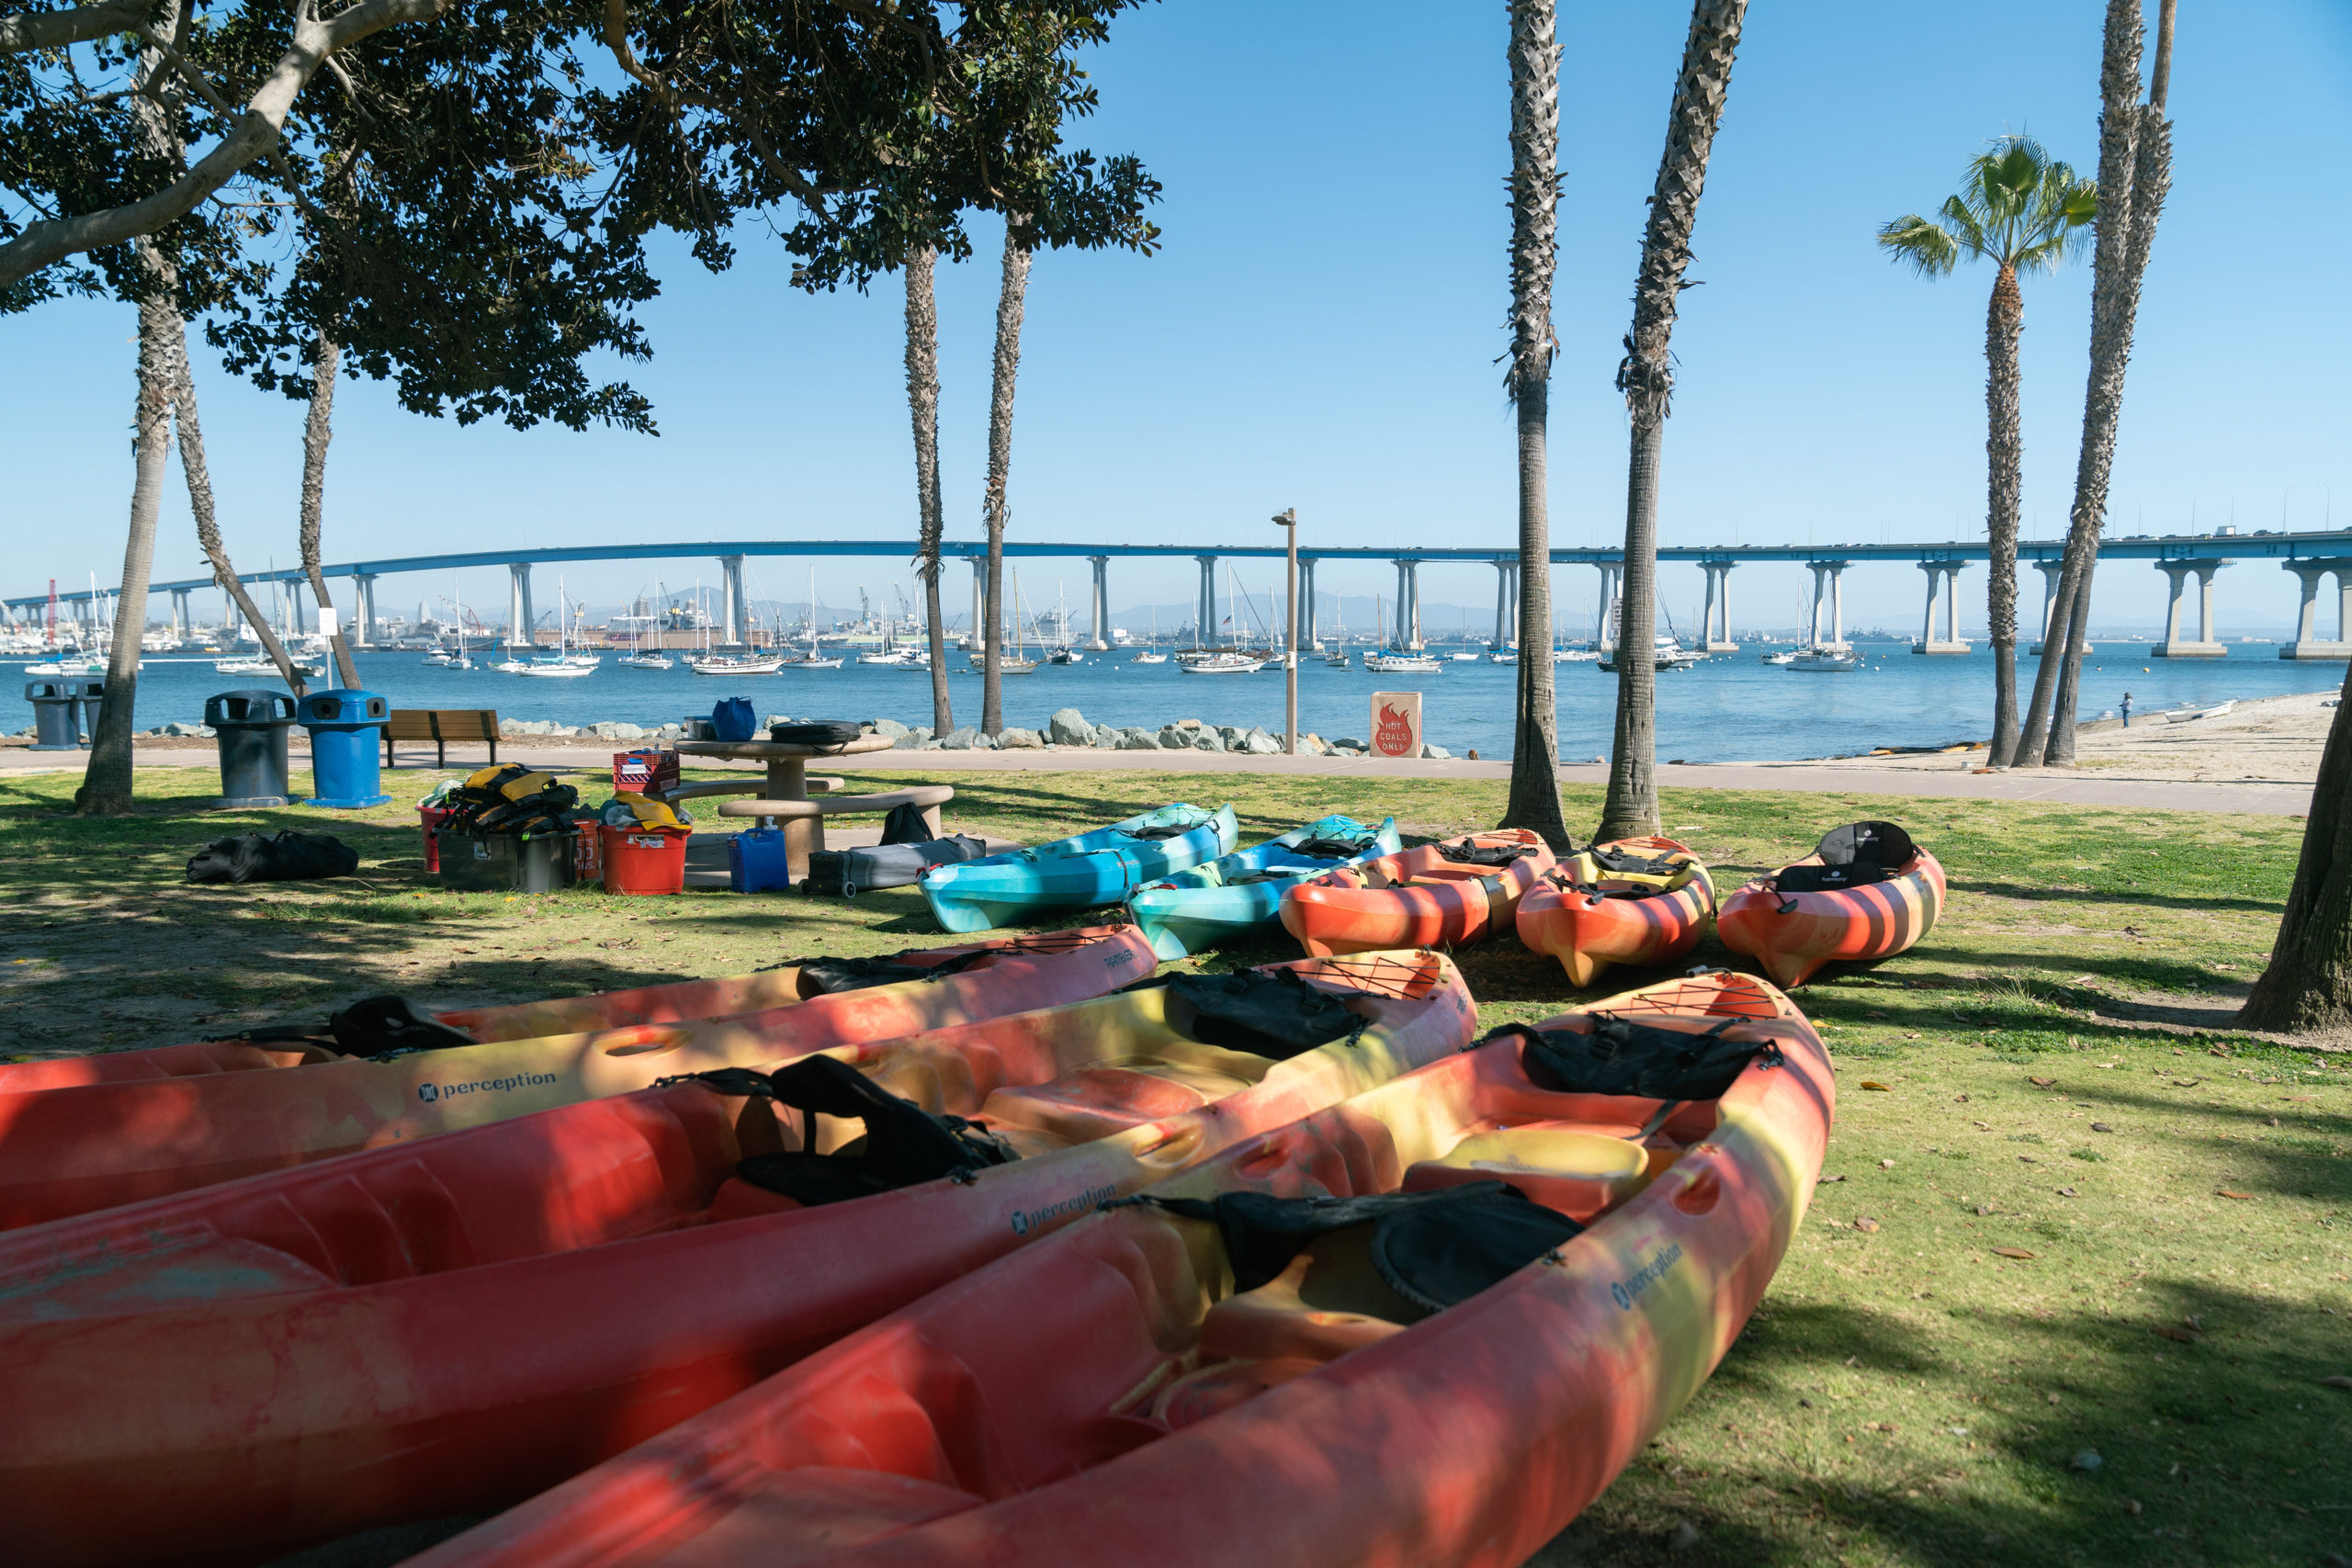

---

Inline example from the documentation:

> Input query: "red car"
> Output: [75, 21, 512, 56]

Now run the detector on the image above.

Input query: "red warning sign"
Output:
[1371, 691, 1422, 758]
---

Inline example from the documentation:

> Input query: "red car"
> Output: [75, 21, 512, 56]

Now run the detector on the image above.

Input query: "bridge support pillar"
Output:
[1913, 562, 1970, 653]
[1390, 559, 1419, 649]
[2151, 561, 2227, 658]
[351, 574, 378, 649]
[2024, 560, 2095, 656]
[1300, 558, 1319, 649]
[1493, 561, 1518, 649]
[1804, 561, 1849, 650]
[1194, 555, 1217, 648]
[1595, 563, 1620, 653]
[169, 588, 193, 644]
[717, 555, 748, 649]
[2279, 558, 2352, 660]
[507, 563, 536, 651]
[1699, 562, 1737, 651]
[1087, 556, 1111, 649]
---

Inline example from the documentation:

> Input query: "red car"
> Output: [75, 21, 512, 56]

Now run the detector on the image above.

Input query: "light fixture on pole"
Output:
[1272, 508, 1299, 755]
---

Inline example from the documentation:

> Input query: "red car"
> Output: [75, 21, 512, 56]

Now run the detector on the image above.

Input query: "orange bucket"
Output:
[599, 824, 689, 896]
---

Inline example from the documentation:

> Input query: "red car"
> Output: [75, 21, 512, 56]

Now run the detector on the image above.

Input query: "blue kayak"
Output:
[1125, 815, 1403, 959]
[921, 803, 1239, 934]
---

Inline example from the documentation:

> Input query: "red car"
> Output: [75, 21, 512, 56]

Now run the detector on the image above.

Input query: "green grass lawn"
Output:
[0, 762, 2345, 1567]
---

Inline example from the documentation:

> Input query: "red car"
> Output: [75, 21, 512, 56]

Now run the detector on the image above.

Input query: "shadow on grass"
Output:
[1955, 879, 2287, 917]
[1531, 1281, 2352, 1567]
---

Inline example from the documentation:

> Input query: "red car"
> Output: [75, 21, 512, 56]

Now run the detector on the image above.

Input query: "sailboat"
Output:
[1324, 595, 1351, 667]
[781, 568, 844, 669]
[1000, 571, 1038, 673]
[1133, 604, 1168, 663]
[619, 587, 673, 670]
[519, 578, 595, 677]
[1363, 589, 1440, 673]
[1181, 567, 1265, 673]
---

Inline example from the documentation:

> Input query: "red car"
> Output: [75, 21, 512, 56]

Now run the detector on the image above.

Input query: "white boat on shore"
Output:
[2161, 699, 2234, 724]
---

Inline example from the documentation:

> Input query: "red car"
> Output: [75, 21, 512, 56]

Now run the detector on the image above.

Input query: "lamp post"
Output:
[1273, 508, 1299, 755]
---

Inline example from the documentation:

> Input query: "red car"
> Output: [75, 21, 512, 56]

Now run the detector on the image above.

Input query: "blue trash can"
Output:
[24, 681, 85, 750]
[298, 689, 391, 808]
[206, 690, 298, 807]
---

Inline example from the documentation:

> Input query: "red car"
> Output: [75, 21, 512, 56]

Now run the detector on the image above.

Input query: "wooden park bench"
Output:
[383, 708, 500, 768]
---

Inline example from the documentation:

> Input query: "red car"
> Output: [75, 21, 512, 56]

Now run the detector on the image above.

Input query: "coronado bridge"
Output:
[14, 527, 2352, 660]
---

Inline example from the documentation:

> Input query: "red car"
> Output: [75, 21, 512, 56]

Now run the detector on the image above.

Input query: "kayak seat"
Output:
[1401, 1124, 1653, 1224]
[1196, 1230, 1423, 1365]
[639, 1466, 981, 1567]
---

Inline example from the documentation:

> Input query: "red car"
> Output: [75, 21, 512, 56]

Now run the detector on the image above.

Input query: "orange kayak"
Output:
[405, 969, 1828, 1568]
[0, 952, 1474, 1566]
[0, 932, 1123, 1095]
[1516, 836, 1716, 987]
[0, 927, 1158, 1230]
[1717, 820, 1946, 987]
[1280, 829, 1555, 956]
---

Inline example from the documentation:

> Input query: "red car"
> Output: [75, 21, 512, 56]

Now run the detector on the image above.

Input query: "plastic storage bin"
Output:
[298, 689, 391, 808]
[600, 824, 690, 896]
[436, 829, 579, 893]
[24, 681, 86, 750]
[205, 690, 298, 808]
[727, 827, 792, 893]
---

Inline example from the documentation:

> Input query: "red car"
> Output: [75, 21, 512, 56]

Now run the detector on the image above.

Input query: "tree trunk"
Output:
[299, 333, 361, 690]
[1597, 0, 1748, 842]
[979, 225, 1033, 739]
[74, 242, 175, 817]
[1984, 261, 2024, 766]
[174, 329, 305, 694]
[903, 246, 952, 734]
[2243, 660, 2352, 1029]
[1497, 0, 1571, 850]
[2018, 0, 2172, 767]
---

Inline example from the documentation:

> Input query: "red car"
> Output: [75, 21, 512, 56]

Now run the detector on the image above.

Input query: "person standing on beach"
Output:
[2121, 692, 2133, 728]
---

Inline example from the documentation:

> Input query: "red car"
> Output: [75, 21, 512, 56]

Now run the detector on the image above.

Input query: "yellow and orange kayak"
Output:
[0, 928, 1159, 1229]
[1717, 821, 1945, 987]
[401, 969, 1827, 1568]
[1516, 836, 1716, 987]
[1280, 829, 1554, 956]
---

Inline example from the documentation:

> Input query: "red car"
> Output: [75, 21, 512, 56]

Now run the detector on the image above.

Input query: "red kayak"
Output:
[1717, 820, 1946, 987]
[0, 951, 1475, 1566]
[0, 927, 1157, 1230]
[0, 934, 1091, 1094]
[1514, 836, 1716, 987]
[1281, 829, 1555, 956]
[408, 970, 1829, 1568]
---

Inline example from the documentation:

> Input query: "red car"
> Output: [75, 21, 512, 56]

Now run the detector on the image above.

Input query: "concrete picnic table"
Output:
[673, 731, 896, 801]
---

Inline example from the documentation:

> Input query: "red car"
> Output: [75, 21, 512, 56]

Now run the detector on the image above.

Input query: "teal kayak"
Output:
[921, 803, 1239, 934]
[1125, 815, 1403, 959]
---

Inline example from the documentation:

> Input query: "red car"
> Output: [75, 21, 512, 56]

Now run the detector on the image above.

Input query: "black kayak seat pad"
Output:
[1120, 967, 1366, 1058]
[1481, 1011, 1783, 1102]
[1134, 1180, 1583, 1314]
[680, 1055, 1018, 1207]
[226, 994, 476, 1058]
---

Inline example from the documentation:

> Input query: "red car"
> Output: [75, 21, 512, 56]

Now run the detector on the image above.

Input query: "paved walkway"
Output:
[3, 742, 2312, 816]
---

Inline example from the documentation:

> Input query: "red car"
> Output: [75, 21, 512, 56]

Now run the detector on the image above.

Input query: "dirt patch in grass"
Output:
[2, 766, 2346, 1565]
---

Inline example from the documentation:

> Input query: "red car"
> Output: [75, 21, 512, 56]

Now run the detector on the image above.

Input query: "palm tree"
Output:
[1596, 0, 1750, 843]
[1878, 139, 2095, 767]
[978, 221, 1033, 738]
[1497, 0, 1572, 851]
[296, 332, 363, 690]
[2016, 0, 2176, 767]
[903, 246, 955, 735]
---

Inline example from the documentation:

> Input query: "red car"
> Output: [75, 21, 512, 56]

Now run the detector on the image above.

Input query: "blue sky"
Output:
[6, 0, 2347, 636]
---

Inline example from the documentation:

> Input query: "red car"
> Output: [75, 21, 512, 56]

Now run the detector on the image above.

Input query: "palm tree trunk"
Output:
[2243, 660, 2352, 1029]
[979, 224, 1033, 739]
[1498, 0, 1570, 850]
[903, 246, 952, 734]
[2018, 0, 2172, 767]
[74, 239, 175, 817]
[1597, 0, 1749, 842]
[174, 330, 305, 695]
[299, 332, 361, 690]
[1984, 262, 2024, 766]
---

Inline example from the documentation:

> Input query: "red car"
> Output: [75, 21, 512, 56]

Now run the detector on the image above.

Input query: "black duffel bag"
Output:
[187, 831, 359, 886]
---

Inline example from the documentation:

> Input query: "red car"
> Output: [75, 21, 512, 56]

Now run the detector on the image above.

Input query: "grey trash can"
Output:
[25, 682, 85, 750]
[206, 689, 298, 808]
